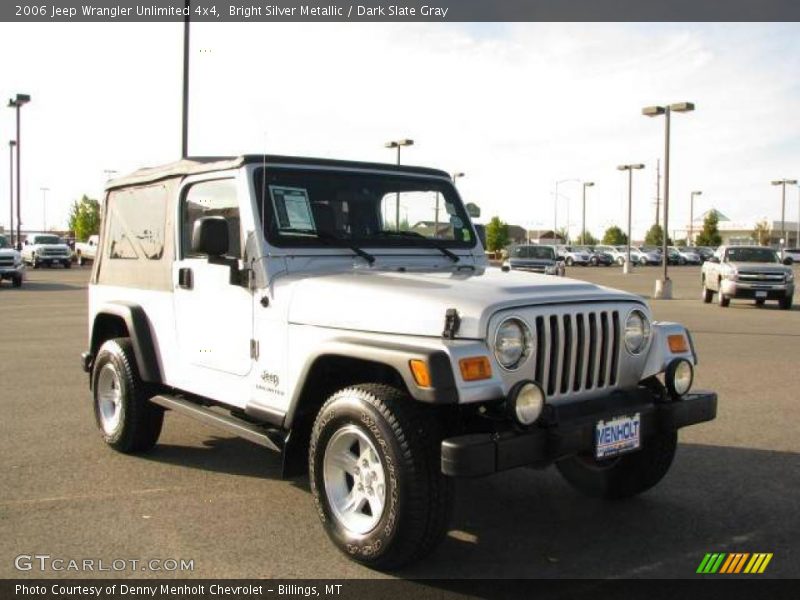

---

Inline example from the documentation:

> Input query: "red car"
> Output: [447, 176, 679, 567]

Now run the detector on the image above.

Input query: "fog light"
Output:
[665, 359, 693, 397]
[509, 381, 545, 425]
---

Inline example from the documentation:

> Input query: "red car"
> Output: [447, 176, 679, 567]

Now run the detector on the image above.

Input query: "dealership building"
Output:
[684, 209, 799, 247]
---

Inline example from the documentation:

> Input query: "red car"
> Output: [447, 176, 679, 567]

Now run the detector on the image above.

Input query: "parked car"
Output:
[635, 246, 662, 266]
[585, 246, 614, 266]
[0, 234, 25, 287]
[780, 247, 799, 263]
[75, 234, 100, 266]
[502, 244, 565, 275]
[701, 245, 794, 309]
[21, 233, 72, 268]
[81, 154, 716, 569]
[671, 246, 701, 266]
[685, 246, 714, 263]
[556, 245, 592, 266]
[595, 245, 626, 265]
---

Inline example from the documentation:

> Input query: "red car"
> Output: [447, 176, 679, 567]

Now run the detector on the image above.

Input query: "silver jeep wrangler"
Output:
[81, 155, 717, 568]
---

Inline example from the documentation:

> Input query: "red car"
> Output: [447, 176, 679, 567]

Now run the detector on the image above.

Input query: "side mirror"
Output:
[707, 256, 720, 264]
[783, 257, 794, 266]
[465, 203, 481, 219]
[191, 216, 229, 257]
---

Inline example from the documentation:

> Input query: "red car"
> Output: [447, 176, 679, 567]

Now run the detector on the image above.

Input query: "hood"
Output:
[0, 248, 19, 258]
[283, 268, 643, 339]
[732, 262, 791, 274]
[32, 243, 70, 250]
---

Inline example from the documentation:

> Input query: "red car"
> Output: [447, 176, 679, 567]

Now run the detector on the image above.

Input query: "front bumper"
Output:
[0, 264, 24, 278]
[721, 280, 793, 300]
[441, 388, 717, 477]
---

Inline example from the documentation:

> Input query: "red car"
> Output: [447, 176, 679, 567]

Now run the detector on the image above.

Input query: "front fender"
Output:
[641, 322, 697, 380]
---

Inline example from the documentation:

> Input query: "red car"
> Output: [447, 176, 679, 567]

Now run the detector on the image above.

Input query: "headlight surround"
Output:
[494, 317, 532, 370]
[665, 358, 694, 397]
[786, 271, 794, 283]
[624, 309, 651, 355]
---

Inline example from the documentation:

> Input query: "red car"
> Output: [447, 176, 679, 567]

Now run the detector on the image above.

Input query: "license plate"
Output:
[595, 413, 641, 459]
[756, 291, 767, 298]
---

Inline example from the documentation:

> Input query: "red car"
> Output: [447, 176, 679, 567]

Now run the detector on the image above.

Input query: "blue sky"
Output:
[1, 22, 798, 238]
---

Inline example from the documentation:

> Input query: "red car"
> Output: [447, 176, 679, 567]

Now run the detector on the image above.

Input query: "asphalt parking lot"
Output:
[1, 264, 798, 580]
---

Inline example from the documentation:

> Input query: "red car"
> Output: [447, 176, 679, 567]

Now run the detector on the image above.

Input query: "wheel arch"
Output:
[90, 301, 162, 384]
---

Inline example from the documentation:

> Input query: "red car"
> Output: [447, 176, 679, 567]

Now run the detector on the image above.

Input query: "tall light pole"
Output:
[182, 1, 191, 158]
[643, 101, 695, 299]
[618, 164, 645, 274]
[8, 93, 31, 250]
[385, 139, 414, 229]
[797, 183, 800, 247]
[40, 187, 50, 231]
[689, 190, 702, 244]
[452, 171, 464, 184]
[581, 182, 594, 245]
[554, 178, 580, 243]
[771, 179, 797, 250]
[7, 140, 14, 246]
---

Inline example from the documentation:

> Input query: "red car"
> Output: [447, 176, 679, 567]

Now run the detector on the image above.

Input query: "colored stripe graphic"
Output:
[699, 552, 773, 574]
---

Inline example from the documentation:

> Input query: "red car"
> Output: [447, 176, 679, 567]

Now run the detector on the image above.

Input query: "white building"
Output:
[683, 209, 799, 247]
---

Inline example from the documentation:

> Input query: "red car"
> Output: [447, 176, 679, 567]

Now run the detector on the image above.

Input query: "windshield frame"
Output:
[32, 235, 63, 245]
[252, 165, 477, 252]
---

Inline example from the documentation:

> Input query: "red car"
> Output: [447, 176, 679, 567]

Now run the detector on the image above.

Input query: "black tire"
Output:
[12, 276, 22, 288]
[718, 288, 730, 307]
[755, 298, 765, 306]
[31, 255, 39, 269]
[566, 257, 574, 266]
[556, 431, 678, 500]
[779, 294, 793, 310]
[92, 338, 163, 453]
[701, 277, 713, 303]
[64, 260, 72, 269]
[309, 384, 453, 569]
[590, 257, 598, 266]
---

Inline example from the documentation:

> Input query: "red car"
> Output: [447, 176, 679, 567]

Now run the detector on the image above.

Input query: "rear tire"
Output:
[309, 384, 453, 569]
[556, 431, 678, 499]
[92, 338, 163, 453]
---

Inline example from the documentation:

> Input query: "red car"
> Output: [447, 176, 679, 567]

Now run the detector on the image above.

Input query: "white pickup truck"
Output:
[75, 235, 99, 266]
[21, 233, 72, 269]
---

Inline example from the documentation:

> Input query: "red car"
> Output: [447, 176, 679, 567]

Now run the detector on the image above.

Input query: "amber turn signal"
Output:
[459, 356, 493, 381]
[668, 334, 689, 353]
[409, 359, 432, 387]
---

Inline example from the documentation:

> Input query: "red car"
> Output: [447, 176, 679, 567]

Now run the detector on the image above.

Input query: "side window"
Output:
[106, 184, 167, 261]
[182, 179, 241, 259]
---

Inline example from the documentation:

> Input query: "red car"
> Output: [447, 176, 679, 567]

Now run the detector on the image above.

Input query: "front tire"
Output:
[92, 338, 163, 453]
[779, 294, 793, 310]
[556, 431, 678, 499]
[701, 278, 713, 303]
[309, 384, 453, 569]
[718, 287, 730, 307]
[12, 276, 22, 288]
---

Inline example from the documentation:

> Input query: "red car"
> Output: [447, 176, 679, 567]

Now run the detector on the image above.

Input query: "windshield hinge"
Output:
[250, 339, 260, 360]
[442, 308, 461, 339]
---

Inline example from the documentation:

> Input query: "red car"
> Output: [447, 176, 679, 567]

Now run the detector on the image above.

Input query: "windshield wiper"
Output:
[278, 228, 375, 265]
[372, 230, 460, 263]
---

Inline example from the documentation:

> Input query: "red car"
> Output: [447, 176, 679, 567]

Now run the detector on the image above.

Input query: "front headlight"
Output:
[786, 271, 794, 282]
[494, 318, 532, 370]
[724, 268, 737, 280]
[624, 309, 651, 355]
[544, 265, 557, 275]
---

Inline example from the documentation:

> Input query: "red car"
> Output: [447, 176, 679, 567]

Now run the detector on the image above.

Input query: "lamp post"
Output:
[385, 139, 414, 229]
[581, 182, 594, 245]
[452, 171, 464, 184]
[7, 140, 14, 247]
[642, 101, 695, 299]
[554, 178, 580, 243]
[8, 93, 31, 250]
[771, 179, 798, 250]
[617, 164, 645, 274]
[40, 187, 50, 231]
[689, 190, 702, 244]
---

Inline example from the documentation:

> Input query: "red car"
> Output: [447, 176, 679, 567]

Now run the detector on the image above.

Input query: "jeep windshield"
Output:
[726, 247, 779, 263]
[254, 167, 476, 253]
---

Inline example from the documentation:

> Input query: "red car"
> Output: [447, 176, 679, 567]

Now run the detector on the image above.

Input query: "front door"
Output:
[173, 177, 254, 392]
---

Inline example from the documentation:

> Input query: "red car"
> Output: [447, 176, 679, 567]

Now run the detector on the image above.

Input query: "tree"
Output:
[580, 231, 599, 245]
[485, 216, 510, 252]
[644, 224, 672, 247]
[602, 225, 628, 246]
[675, 238, 687, 247]
[695, 210, 722, 247]
[752, 219, 770, 246]
[68, 195, 101, 242]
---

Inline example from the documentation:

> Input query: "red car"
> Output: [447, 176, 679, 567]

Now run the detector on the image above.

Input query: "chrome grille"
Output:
[43, 248, 67, 256]
[738, 273, 784, 283]
[0, 257, 13, 266]
[532, 308, 620, 397]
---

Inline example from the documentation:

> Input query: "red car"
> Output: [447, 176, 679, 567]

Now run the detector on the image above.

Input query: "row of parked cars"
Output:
[0, 232, 100, 287]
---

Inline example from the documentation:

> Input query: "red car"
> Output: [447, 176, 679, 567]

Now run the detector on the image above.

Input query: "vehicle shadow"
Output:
[140, 438, 798, 578]
[10, 280, 86, 292]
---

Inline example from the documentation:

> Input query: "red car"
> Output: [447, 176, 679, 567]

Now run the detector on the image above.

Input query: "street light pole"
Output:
[643, 101, 695, 299]
[618, 164, 645, 274]
[385, 139, 414, 230]
[8, 94, 31, 250]
[771, 179, 798, 250]
[7, 140, 14, 247]
[554, 178, 580, 243]
[689, 190, 702, 244]
[40, 187, 50, 231]
[581, 182, 594, 245]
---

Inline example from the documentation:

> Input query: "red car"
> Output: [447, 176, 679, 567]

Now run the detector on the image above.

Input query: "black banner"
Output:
[3, 0, 800, 23]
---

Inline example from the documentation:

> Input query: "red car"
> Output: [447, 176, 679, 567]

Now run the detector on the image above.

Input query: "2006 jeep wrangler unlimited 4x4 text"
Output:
[81, 155, 717, 568]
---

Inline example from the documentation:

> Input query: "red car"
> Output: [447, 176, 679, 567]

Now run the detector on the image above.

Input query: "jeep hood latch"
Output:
[442, 308, 461, 339]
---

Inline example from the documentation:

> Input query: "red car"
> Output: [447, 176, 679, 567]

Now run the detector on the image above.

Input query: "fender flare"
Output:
[91, 301, 163, 383]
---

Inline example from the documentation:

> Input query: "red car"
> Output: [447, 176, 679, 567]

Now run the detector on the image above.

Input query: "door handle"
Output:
[178, 267, 193, 289]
